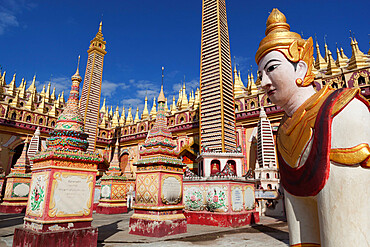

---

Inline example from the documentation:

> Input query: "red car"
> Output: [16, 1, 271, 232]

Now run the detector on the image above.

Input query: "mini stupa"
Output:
[129, 82, 187, 237]
[0, 137, 31, 213]
[13, 57, 103, 247]
[96, 138, 135, 214]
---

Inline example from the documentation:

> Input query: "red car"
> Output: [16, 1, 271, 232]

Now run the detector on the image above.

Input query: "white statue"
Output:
[256, 9, 370, 247]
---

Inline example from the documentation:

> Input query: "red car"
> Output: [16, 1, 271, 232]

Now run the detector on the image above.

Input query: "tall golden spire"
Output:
[335, 45, 347, 68]
[120, 106, 126, 126]
[249, 73, 258, 95]
[189, 90, 195, 107]
[18, 78, 24, 90]
[193, 89, 200, 110]
[112, 106, 120, 127]
[324, 38, 329, 62]
[7, 73, 16, 96]
[134, 107, 140, 124]
[164, 97, 169, 112]
[56, 94, 61, 107]
[27, 75, 37, 94]
[100, 98, 106, 113]
[314, 41, 328, 70]
[126, 107, 133, 125]
[340, 47, 349, 60]
[141, 95, 149, 119]
[0, 71, 6, 87]
[234, 69, 245, 97]
[40, 85, 46, 98]
[150, 97, 157, 118]
[106, 139, 122, 176]
[171, 96, 177, 114]
[180, 83, 188, 109]
[60, 91, 65, 104]
[325, 50, 340, 75]
[19, 80, 26, 98]
[45, 82, 51, 102]
[109, 105, 113, 117]
[347, 37, 367, 70]
[50, 87, 56, 101]
[177, 89, 181, 108]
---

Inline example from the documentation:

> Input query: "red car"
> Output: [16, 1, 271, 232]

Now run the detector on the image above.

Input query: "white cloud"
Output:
[0, 0, 36, 35]
[101, 80, 129, 97]
[0, 11, 19, 35]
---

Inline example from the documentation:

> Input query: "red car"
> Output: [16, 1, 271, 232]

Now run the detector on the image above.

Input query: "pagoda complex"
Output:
[129, 84, 187, 237]
[0, 1, 367, 230]
[13, 59, 103, 246]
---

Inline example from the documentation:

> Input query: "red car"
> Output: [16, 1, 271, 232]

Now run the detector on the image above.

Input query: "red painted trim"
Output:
[13, 226, 98, 247]
[278, 89, 345, 196]
[184, 211, 259, 227]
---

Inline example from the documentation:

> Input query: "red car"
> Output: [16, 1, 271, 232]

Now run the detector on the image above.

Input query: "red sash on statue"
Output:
[277, 89, 345, 197]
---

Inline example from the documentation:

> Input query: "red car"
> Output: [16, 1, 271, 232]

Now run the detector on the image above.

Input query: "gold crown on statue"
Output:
[255, 8, 315, 87]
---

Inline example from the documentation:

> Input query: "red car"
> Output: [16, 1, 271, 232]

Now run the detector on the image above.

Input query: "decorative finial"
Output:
[99, 21, 102, 32]
[265, 8, 289, 35]
[71, 56, 82, 81]
[324, 35, 327, 45]
[161, 66, 164, 87]
[77, 55, 80, 74]
[158, 67, 166, 103]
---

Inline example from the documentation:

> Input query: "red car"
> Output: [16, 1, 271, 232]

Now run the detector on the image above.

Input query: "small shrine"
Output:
[129, 85, 187, 237]
[96, 139, 135, 214]
[183, 148, 259, 227]
[0, 137, 31, 213]
[13, 58, 103, 247]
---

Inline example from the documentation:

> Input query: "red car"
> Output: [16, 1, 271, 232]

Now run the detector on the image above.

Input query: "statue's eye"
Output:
[267, 64, 279, 72]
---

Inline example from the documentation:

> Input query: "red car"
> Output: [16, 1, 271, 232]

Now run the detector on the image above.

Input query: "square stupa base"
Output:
[129, 217, 187, 237]
[13, 226, 98, 247]
[95, 204, 127, 214]
[0, 204, 26, 214]
[185, 210, 260, 227]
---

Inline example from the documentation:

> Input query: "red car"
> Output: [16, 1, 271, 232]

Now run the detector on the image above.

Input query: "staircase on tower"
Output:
[27, 127, 41, 166]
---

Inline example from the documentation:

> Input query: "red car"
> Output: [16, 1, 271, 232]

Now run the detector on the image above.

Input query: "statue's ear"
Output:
[296, 60, 308, 80]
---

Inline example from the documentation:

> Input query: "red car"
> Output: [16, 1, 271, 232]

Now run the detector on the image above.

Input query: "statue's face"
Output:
[257, 51, 301, 107]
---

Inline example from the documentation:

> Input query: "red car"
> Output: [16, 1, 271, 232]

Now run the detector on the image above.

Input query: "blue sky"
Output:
[1, 0, 369, 115]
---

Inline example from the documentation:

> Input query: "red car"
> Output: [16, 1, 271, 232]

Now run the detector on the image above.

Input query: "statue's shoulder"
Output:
[277, 86, 335, 167]
[331, 87, 369, 117]
[330, 88, 370, 168]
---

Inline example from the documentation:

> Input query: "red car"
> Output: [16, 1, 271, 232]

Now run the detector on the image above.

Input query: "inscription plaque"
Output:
[244, 186, 255, 210]
[232, 187, 243, 212]
[162, 176, 182, 204]
[49, 172, 93, 217]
